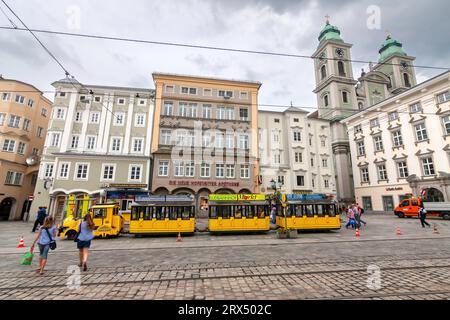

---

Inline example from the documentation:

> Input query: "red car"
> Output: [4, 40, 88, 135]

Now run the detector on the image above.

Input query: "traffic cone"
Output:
[396, 227, 402, 236]
[17, 236, 25, 248]
[355, 228, 360, 238]
[433, 224, 440, 234]
[176, 232, 182, 242]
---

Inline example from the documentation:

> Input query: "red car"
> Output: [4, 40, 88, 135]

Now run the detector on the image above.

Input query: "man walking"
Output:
[357, 203, 367, 226]
[419, 205, 430, 228]
[352, 204, 361, 229]
[32, 207, 47, 233]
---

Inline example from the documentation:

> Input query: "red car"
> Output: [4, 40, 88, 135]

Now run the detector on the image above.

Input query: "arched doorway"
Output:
[0, 198, 16, 221]
[153, 187, 169, 195]
[238, 189, 252, 194]
[215, 188, 234, 194]
[424, 188, 445, 202]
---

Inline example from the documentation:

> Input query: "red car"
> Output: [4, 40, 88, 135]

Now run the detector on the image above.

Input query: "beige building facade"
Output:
[0, 77, 52, 220]
[342, 71, 450, 212]
[151, 73, 261, 217]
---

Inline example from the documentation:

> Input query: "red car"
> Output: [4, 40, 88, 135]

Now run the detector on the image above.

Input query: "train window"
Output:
[168, 207, 177, 220]
[143, 207, 152, 220]
[256, 206, 265, 218]
[304, 205, 314, 217]
[294, 205, 303, 217]
[209, 206, 217, 219]
[325, 205, 336, 217]
[131, 207, 140, 220]
[316, 205, 325, 217]
[234, 206, 243, 219]
[155, 207, 165, 220]
[181, 207, 191, 220]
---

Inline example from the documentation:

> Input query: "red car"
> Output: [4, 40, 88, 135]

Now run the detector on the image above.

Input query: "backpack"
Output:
[360, 208, 365, 214]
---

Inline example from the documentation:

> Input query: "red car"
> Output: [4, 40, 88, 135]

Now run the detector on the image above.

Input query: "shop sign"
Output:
[386, 187, 403, 191]
[209, 194, 265, 201]
[169, 180, 240, 187]
[103, 183, 147, 189]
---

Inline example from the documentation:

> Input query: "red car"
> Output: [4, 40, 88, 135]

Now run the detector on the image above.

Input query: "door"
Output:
[0, 198, 14, 221]
[362, 197, 373, 212]
[382, 196, 394, 212]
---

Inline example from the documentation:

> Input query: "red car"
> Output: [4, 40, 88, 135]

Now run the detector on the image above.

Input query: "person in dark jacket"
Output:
[419, 205, 430, 228]
[32, 207, 47, 232]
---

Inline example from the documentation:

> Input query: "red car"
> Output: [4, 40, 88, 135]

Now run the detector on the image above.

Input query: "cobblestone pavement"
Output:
[0, 214, 449, 300]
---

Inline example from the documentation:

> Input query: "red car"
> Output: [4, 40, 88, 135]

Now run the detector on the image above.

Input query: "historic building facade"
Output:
[0, 77, 52, 220]
[30, 77, 154, 221]
[151, 73, 261, 216]
[312, 18, 419, 204]
[342, 71, 450, 211]
[258, 107, 336, 197]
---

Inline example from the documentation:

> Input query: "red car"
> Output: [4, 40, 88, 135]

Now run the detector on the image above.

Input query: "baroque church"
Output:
[311, 18, 417, 202]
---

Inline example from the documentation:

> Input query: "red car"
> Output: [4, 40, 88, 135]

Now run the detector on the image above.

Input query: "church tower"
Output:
[312, 17, 358, 203]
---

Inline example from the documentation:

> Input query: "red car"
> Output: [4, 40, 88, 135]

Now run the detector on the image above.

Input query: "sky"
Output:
[0, 0, 449, 111]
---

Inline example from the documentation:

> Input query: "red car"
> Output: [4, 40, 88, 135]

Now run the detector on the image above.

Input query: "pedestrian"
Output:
[32, 206, 47, 233]
[76, 212, 95, 271]
[357, 203, 367, 226]
[419, 205, 430, 228]
[345, 206, 356, 229]
[352, 204, 361, 229]
[31, 216, 57, 275]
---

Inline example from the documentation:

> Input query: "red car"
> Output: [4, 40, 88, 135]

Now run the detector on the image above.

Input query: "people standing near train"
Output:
[76, 213, 95, 271]
[418, 205, 430, 228]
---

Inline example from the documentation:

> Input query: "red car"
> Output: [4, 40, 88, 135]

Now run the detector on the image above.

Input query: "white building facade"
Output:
[258, 107, 337, 197]
[342, 71, 450, 212]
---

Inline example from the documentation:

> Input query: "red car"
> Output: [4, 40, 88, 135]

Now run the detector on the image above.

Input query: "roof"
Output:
[318, 22, 343, 44]
[52, 76, 154, 93]
[152, 72, 262, 87]
[0, 78, 53, 105]
[378, 35, 407, 62]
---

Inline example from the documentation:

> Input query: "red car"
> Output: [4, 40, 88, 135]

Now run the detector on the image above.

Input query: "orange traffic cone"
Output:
[396, 227, 402, 236]
[433, 224, 440, 234]
[17, 236, 25, 248]
[355, 228, 360, 238]
[176, 232, 182, 242]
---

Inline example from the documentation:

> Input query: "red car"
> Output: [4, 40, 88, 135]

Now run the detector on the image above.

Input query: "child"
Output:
[345, 206, 356, 229]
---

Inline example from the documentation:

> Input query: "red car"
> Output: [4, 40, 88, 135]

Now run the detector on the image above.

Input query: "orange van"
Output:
[394, 197, 450, 220]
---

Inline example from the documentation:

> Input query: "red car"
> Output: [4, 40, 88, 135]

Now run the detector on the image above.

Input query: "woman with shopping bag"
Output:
[31, 216, 57, 275]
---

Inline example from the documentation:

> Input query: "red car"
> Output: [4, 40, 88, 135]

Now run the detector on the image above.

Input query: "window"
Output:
[374, 136, 384, 152]
[358, 102, 364, 110]
[217, 107, 226, 120]
[23, 119, 31, 132]
[323, 95, 329, 107]
[59, 92, 67, 98]
[2, 139, 15, 152]
[178, 103, 197, 118]
[111, 138, 122, 152]
[293, 118, 299, 123]
[54, 108, 65, 120]
[86, 136, 96, 150]
[32, 148, 39, 156]
[8, 115, 20, 128]
[185, 162, 195, 177]
[296, 176, 305, 186]
[224, 164, 234, 178]
[5, 172, 22, 186]
[422, 157, 435, 176]
[132, 138, 144, 153]
[215, 133, 225, 148]
[354, 125, 362, 134]
[163, 102, 173, 116]
[320, 65, 327, 80]
[200, 162, 210, 178]
[274, 153, 281, 164]
[181, 87, 197, 95]
[90, 112, 100, 123]
[135, 114, 145, 127]
[202, 105, 212, 119]
[410, 102, 421, 113]
[442, 116, 450, 135]
[274, 119, 280, 123]
[158, 161, 169, 177]
[388, 111, 399, 121]
[338, 61, 345, 76]
[239, 108, 249, 121]
[278, 176, 285, 185]
[41, 108, 47, 117]
[27, 99, 34, 108]
[94, 96, 101, 103]
[227, 108, 235, 120]
[160, 130, 172, 145]
[50, 133, 60, 147]
[174, 161, 184, 177]
[139, 99, 146, 105]
[437, 91, 450, 104]
[44, 164, 54, 178]
[203, 88, 212, 96]
[102, 165, 115, 181]
[70, 135, 79, 149]
[75, 164, 89, 180]
[321, 140, 326, 147]
[239, 135, 249, 149]
[79, 95, 87, 102]
[370, 118, 379, 127]
[293, 131, 302, 142]
[165, 85, 175, 93]
[322, 159, 328, 167]
[71, 111, 81, 123]
[36, 127, 43, 138]
[218, 90, 233, 98]
[0, 113, 5, 126]
[377, 164, 388, 181]
[397, 161, 409, 178]
[129, 165, 142, 181]
[216, 164, 225, 178]
[342, 91, 349, 103]
[404, 73, 411, 87]
[324, 179, 330, 188]
[240, 92, 248, 99]
[361, 168, 370, 183]
[415, 123, 428, 141]
[357, 141, 366, 156]
[392, 130, 403, 147]
[113, 113, 125, 126]
[2, 92, 11, 101]
[240, 165, 250, 179]
[225, 134, 234, 149]
[117, 98, 126, 105]
[295, 152, 303, 163]
[15, 95, 25, 104]
[310, 157, 314, 167]
[202, 133, 211, 147]
[59, 163, 70, 179]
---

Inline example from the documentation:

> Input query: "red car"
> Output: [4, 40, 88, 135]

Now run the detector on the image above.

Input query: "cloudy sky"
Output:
[0, 0, 449, 111]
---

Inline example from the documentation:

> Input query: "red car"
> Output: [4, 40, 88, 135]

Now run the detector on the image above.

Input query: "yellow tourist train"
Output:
[208, 194, 271, 233]
[275, 194, 341, 231]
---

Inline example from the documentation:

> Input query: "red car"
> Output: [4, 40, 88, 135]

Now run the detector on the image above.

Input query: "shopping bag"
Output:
[21, 247, 34, 266]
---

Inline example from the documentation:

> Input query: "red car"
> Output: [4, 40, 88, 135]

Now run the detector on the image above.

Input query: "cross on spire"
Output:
[325, 14, 330, 24]
[385, 30, 392, 39]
